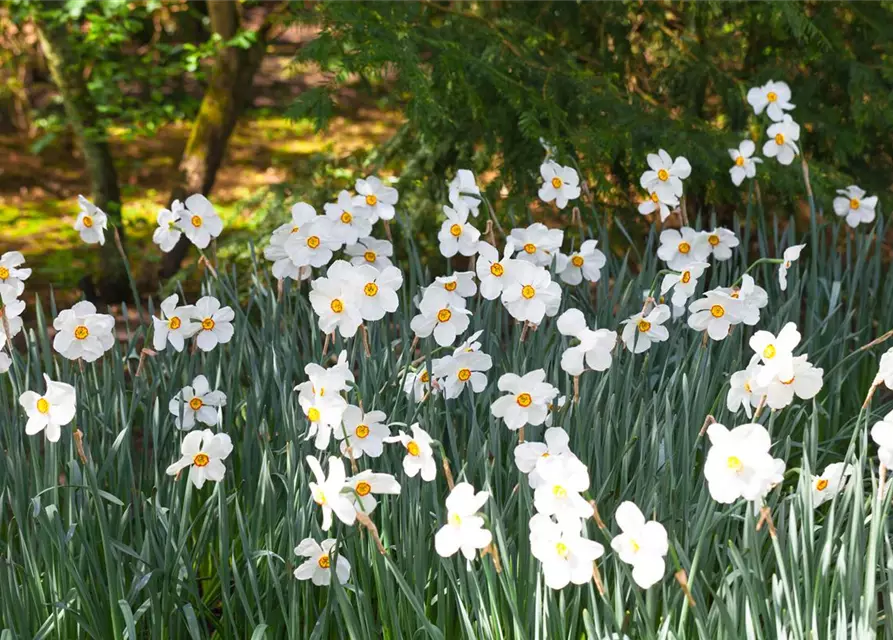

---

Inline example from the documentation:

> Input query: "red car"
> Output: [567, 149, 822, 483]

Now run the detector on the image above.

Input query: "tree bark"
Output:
[160, 2, 276, 278]
[35, 12, 130, 302]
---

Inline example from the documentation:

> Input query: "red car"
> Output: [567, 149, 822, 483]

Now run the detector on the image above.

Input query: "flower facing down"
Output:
[306, 455, 356, 530]
[763, 115, 800, 166]
[610, 501, 669, 589]
[345, 470, 401, 515]
[19, 374, 76, 443]
[555, 308, 616, 376]
[153, 201, 183, 253]
[352, 176, 399, 223]
[180, 194, 224, 249]
[53, 301, 115, 362]
[0, 250, 32, 298]
[386, 423, 437, 481]
[538, 160, 581, 209]
[294, 538, 351, 586]
[621, 304, 670, 354]
[871, 411, 893, 468]
[728, 140, 761, 186]
[152, 294, 200, 352]
[726, 359, 764, 419]
[403, 367, 437, 403]
[746, 79, 795, 122]
[778, 244, 806, 291]
[810, 462, 852, 507]
[491, 369, 559, 431]
[335, 406, 389, 459]
[832, 186, 878, 228]
[0, 289, 24, 343]
[166, 429, 233, 489]
[704, 422, 785, 504]
[529, 514, 604, 590]
[74, 196, 108, 245]
[435, 482, 493, 560]
[193, 296, 235, 351]
[169, 374, 227, 431]
[438, 205, 481, 258]
[763, 356, 823, 410]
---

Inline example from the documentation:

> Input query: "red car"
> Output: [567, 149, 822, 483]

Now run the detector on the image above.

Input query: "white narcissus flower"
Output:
[309, 260, 364, 338]
[704, 422, 785, 504]
[656, 227, 710, 271]
[544, 395, 566, 428]
[449, 169, 481, 215]
[386, 423, 437, 481]
[152, 294, 200, 352]
[509, 223, 564, 267]
[453, 329, 484, 355]
[687, 289, 743, 341]
[610, 501, 669, 589]
[0, 350, 10, 374]
[19, 374, 76, 443]
[0, 289, 24, 343]
[538, 160, 581, 209]
[832, 186, 878, 228]
[660, 261, 709, 308]
[306, 455, 356, 530]
[533, 456, 593, 523]
[432, 350, 493, 399]
[353, 264, 402, 322]
[0, 251, 32, 298]
[165, 429, 233, 489]
[639, 150, 692, 201]
[153, 201, 183, 252]
[263, 203, 316, 282]
[435, 482, 493, 560]
[749, 322, 801, 385]
[285, 217, 341, 268]
[403, 367, 436, 403]
[352, 176, 399, 223]
[74, 195, 108, 245]
[704, 228, 739, 261]
[514, 427, 576, 488]
[293, 538, 351, 586]
[345, 471, 401, 515]
[52, 301, 115, 362]
[345, 237, 393, 270]
[763, 356, 823, 410]
[871, 411, 893, 468]
[168, 374, 227, 431]
[295, 349, 354, 401]
[438, 205, 481, 258]
[557, 240, 607, 285]
[726, 359, 765, 419]
[556, 309, 616, 376]
[876, 348, 893, 390]
[334, 406, 389, 459]
[324, 190, 372, 246]
[728, 140, 762, 186]
[722, 275, 768, 327]
[746, 80, 795, 122]
[299, 392, 347, 451]
[810, 462, 852, 507]
[620, 304, 671, 354]
[490, 369, 559, 431]
[192, 296, 235, 352]
[475, 241, 515, 300]
[500, 261, 561, 325]
[637, 190, 679, 223]
[529, 514, 604, 590]
[179, 194, 223, 249]
[763, 115, 800, 166]
[409, 288, 471, 347]
[428, 271, 477, 307]
[777, 243, 805, 291]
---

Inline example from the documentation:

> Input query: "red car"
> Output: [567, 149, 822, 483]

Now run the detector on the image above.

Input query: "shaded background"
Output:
[2, 0, 891, 305]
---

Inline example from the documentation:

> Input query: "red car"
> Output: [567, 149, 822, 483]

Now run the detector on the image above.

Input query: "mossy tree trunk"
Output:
[35, 12, 130, 302]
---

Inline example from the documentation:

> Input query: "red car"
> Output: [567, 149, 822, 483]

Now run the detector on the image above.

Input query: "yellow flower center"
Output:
[744, 382, 752, 393]
[168, 316, 181, 330]
[816, 478, 829, 491]
[313, 488, 327, 505]
[523, 243, 536, 254]
[490, 262, 504, 277]
[849, 198, 860, 210]
[444, 281, 457, 292]
[437, 308, 452, 323]
[457, 368, 471, 382]
[781, 377, 795, 385]
[708, 234, 720, 246]
[37, 398, 50, 414]
[365, 194, 377, 207]
[735, 155, 745, 167]
[681, 271, 691, 284]
[710, 304, 725, 318]
[678, 242, 691, 254]
[364, 282, 378, 297]
[190, 215, 202, 228]
[82, 215, 94, 228]
[766, 91, 778, 102]
[419, 371, 430, 383]
[637, 320, 651, 332]
[730, 291, 740, 299]
[657, 168, 669, 182]
[550, 177, 563, 189]
[555, 542, 568, 557]
[552, 485, 567, 498]
[193, 453, 210, 467]
[189, 397, 203, 411]
[447, 512, 463, 527]
[340, 211, 352, 224]
[649, 192, 659, 203]
[727, 456, 743, 471]
[363, 250, 376, 263]
[330, 299, 344, 313]
[291, 226, 300, 233]
[201, 317, 215, 331]
[307, 407, 321, 422]
[571, 255, 584, 268]
[516, 392, 532, 407]
[449, 224, 462, 237]
[774, 133, 785, 145]
[407, 440, 420, 456]
[356, 480, 372, 496]
[521, 285, 536, 299]
[355, 424, 370, 438]
[307, 236, 320, 249]
[763, 345, 776, 359]
[0, 267, 8, 280]
[318, 555, 331, 569]
[74, 325, 89, 340]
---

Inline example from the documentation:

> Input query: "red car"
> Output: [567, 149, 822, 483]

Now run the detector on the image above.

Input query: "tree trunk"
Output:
[35, 14, 130, 302]
[160, 2, 275, 278]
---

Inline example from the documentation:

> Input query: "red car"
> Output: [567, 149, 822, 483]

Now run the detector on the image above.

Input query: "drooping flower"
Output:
[728, 140, 762, 186]
[704, 422, 785, 504]
[832, 186, 878, 228]
[491, 369, 559, 431]
[409, 288, 471, 347]
[763, 115, 800, 166]
[557, 240, 607, 285]
[435, 482, 493, 560]
[306, 455, 356, 530]
[656, 227, 710, 271]
[810, 462, 852, 507]
[639, 150, 692, 201]
[309, 260, 364, 338]
[763, 356, 823, 410]
[386, 423, 437, 481]
[875, 347, 893, 390]
[514, 427, 576, 488]
[324, 190, 372, 245]
[180, 194, 224, 249]
[610, 502, 669, 589]
[871, 411, 893, 468]
[293, 538, 351, 586]
[532, 456, 593, 523]
[500, 260, 561, 325]
[353, 264, 403, 322]
[529, 514, 604, 590]
[620, 304, 671, 354]
[153, 201, 183, 252]
[299, 391, 347, 451]
[74, 195, 108, 245]
[345, 471, 401, 515]
[152, 294, 200, 352]
[0, 289, 24, 344]
[687, 289, 743, 341]
[169, 374, 227, 431]
[335, 406, 389, 459]
[637, 190, 679, 223]
[52, 301, 115, 362]
[344, 237, 393, 270]
[0, 251, 32, 298]
[777, 243, 806, 291]
[556, 308, 616, 376]
[509, 223, 564, 267]
[746, 80, 795, 121]
[538, 160, 581, 210]
[192, 295, 235, 352]
[659, 261, 709, 308]
[295, 349, 355, 402]
[403, 367, 436, 403]
[352, 176, 399, 223]
[448, 169, 481, 215]
[476, 241, 515, 300]
[19, 374, 76, 443]
[165, 429, 233, 489]
[432, 349, 493, 399]
[726, 358, 765, 419]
